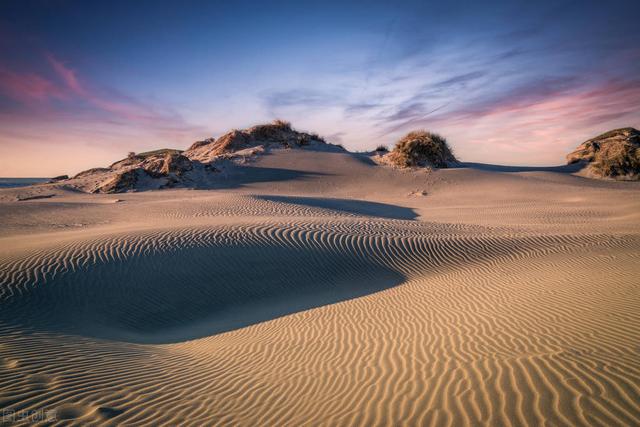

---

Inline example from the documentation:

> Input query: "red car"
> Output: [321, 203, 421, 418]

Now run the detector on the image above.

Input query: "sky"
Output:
[1, 0, 639, 177]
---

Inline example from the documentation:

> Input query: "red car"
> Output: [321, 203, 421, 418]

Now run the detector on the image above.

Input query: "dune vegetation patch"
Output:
[567, 127, 640, 180]
[385, 130, 457, 169]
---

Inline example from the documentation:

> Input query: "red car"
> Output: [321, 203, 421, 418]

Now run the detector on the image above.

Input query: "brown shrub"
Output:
[272, 119, 292, 130]
[250, 120, 293, 141]
[590, 143, 640, 178]
[566, 127, 640, 179]
[389, 131, 456, 168]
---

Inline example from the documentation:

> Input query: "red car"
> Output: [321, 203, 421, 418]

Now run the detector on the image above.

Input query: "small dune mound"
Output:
[567, 127, 640, 180]
[159, 152, 193, 175]
[384, 131, 457, 168]
[95, 169, 140, 193]
[93, 151, 195, 193]
[109, 149, 184, 170]
[187, 137, 215, 151]
[185, 120, 337, 162]
[139, 152, 192, 178]
[73, 168, 110, 179]
[52, 121, 340, 193]
[48, 175, 69, 183]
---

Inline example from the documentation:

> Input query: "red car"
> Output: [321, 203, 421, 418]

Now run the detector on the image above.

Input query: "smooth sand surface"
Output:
[1, 150, 639, 426]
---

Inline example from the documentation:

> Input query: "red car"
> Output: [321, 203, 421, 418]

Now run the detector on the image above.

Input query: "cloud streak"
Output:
[0, 51, 209, 176]
[263, 88, 344, 111]
[0, 67, 68, 104]
[0, 53, 205, 138]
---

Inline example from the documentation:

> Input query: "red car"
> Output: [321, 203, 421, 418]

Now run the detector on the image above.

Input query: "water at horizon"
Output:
[0, 178, 49, 189]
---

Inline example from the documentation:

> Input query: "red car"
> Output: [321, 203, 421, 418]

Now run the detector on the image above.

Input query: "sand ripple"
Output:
[1, 191, 639, 426]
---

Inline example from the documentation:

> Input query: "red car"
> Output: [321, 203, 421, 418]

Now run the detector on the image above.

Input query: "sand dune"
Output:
[1, 149, 639, 425]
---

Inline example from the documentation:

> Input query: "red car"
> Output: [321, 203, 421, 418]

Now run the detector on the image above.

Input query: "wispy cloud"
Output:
[387, 75, 581, 130]
[0, 52, 209, 176]
[0, 53, 205, 138]
[263, 88, 344, 111]
[0, 67, 68, 104]
[431, 71, 488, 89]
[391, 76, 638, 131]
[344, 102, 384, 115]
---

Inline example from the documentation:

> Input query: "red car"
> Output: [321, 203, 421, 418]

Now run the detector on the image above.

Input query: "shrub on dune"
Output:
[389, 131, 457, 168]
[566, 127, 640, 180]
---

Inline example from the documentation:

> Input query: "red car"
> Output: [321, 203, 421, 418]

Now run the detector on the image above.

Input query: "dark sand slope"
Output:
[1, 149, 639, 426]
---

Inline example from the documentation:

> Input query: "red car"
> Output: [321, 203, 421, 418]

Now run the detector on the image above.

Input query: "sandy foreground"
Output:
[0, 150, 639, 426]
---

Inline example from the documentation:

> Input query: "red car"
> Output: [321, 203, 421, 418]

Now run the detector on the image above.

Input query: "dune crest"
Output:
[58, 121, 342, 194]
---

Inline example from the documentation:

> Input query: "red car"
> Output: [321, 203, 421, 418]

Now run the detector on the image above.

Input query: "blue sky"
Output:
[1, 0, 639, 176]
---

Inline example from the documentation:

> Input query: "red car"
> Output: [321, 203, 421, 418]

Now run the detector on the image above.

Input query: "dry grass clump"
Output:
[566, 127, 640, 180]
[251, 120, 293, 140]
[136, 149, 183, 158]
[389, 131, 456, 168]
[272, 119, 292, 129]
[247, 120, 326, 145]
[590, 141, 640, 179]
[184, 120, 330, 161]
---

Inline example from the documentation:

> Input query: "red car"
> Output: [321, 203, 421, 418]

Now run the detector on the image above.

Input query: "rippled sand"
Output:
[1, 150, 639, 426]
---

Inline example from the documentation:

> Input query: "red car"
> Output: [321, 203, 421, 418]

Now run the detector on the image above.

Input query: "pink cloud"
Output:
[46, 54, 84, 95]
[45, 53, 166, 122]
[0, 53, 207, 140]
[0, 53, 210, 178]
[0, 67, 68, 103]
[451, 78, 638, 126]
[436, 80, 640, 164]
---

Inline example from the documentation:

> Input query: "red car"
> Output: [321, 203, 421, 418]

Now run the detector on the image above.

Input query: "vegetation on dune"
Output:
[247, 120, 327, 145]
[134, 149, 184, 158]
[389, 130, 457, 168]
[272, 119, 292, 129]
[185, 120, 333, 160]
[567, 127, 640, 180]
[250, 119, 293, 141]
[587, 127, 639, 142]
[590, 140, 640, 179]
[73, 167, 111, 179]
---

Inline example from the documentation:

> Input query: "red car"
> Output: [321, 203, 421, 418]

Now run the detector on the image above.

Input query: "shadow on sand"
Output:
[195, 165, 326, 189]
[2, 239, 407, 344]
[456, 162, 584, 173]
[255, 195, 417, 220]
